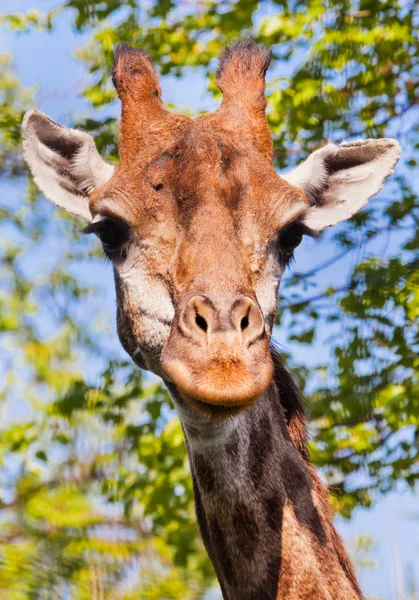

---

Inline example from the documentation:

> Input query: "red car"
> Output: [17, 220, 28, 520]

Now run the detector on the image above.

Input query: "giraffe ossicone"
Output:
[22, 39, 400, 599]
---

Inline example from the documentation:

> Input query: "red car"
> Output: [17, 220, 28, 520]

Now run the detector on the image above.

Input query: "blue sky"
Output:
[1, 1, 418, 598]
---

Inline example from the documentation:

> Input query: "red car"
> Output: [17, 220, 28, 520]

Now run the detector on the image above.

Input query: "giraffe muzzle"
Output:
[161, 293, 274, 408]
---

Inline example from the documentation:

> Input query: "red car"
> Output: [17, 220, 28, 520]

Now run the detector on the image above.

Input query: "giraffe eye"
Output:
[83, 218, 129, 259]
[279, 224, 304, 252]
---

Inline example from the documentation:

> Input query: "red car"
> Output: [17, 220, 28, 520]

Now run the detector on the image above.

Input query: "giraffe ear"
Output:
[22, 110, 114, 222]
[282, 139, 401, 231]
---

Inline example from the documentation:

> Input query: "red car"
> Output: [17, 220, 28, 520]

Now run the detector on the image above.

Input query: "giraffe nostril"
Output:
[179, 294, 263, 345]
[195, 313, 208, 333]
[240, 314, 249, 331]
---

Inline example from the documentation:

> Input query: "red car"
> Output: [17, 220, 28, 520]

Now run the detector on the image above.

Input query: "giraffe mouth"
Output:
[161, 338, 274, 408]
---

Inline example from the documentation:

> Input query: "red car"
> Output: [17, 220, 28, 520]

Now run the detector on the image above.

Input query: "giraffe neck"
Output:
[166, 354, 363, 600]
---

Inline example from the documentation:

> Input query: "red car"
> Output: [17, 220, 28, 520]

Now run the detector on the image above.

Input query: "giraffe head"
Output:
[22, 41, 400, 413]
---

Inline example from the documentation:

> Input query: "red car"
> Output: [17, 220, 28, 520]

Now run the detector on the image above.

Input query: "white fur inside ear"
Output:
[22, 109, 115, 222]
[71, 139, 115, 197]
[281, 144, 332, 203]
[282, 138, 401, 231]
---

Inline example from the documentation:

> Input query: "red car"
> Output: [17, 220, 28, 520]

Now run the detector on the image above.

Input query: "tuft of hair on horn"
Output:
[112, 43, 162, 102]
[216, 39, 272, 97]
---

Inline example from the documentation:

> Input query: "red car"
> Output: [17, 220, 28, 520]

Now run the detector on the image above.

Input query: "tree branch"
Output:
[280, 282, 354, 309]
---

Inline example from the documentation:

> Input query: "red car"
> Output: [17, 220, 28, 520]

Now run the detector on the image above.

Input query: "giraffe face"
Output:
[21, 42, 401, 413]
[87, 122, 309, 409]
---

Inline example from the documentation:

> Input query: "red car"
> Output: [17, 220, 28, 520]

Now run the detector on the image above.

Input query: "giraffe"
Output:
[22, 41, 401, 599]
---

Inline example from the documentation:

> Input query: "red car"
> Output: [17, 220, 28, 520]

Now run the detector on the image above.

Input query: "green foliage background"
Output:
[0, 1, 418, 597]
